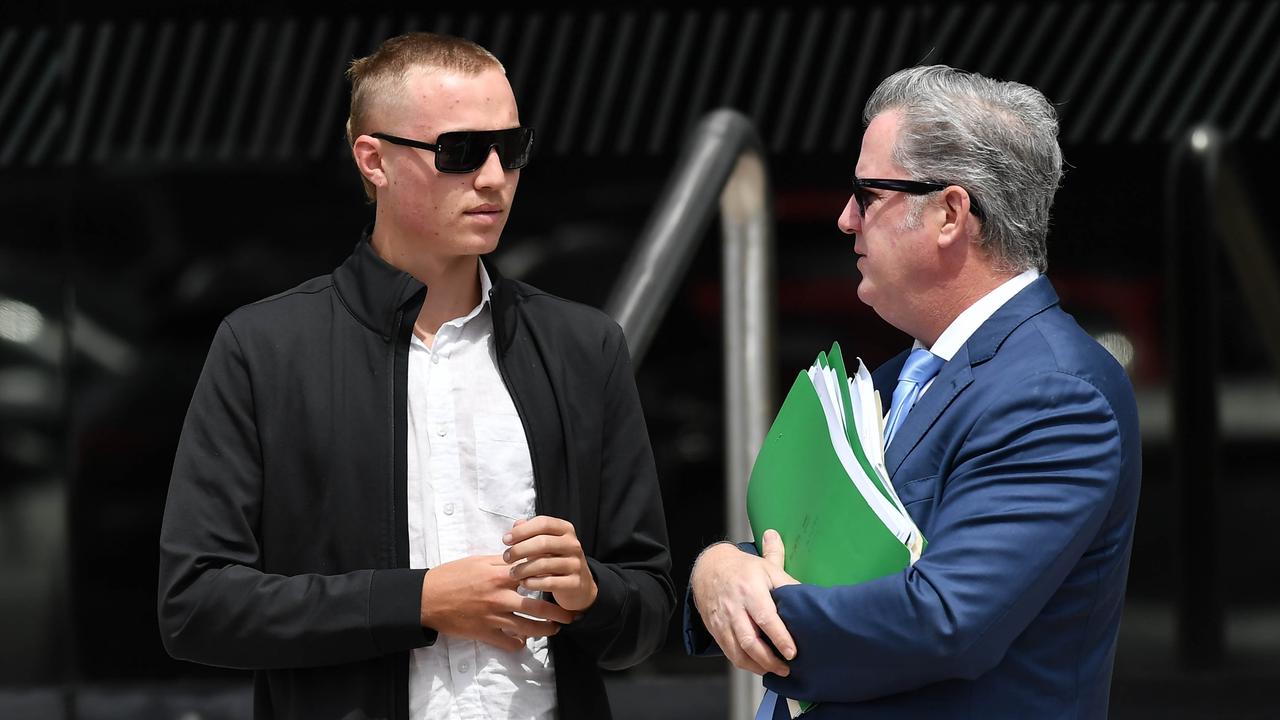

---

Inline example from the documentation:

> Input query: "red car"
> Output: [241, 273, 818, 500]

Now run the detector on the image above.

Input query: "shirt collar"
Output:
[478, 258, 494, 304]
[440, 259, 495, 331]
[919, 268, 1041, 360]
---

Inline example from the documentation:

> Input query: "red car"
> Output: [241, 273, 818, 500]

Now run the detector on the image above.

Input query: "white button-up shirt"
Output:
[406, 261, 557, 720]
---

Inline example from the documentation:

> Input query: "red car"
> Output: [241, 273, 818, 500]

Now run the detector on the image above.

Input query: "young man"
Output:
[687, 66, 1141, 718]
[159, 32, 673, 720]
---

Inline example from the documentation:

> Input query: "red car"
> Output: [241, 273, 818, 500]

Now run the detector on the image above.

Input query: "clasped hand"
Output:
[502, 515, 598, 612]
[691, 529, 799, 677]
[419, 516, 597, 653]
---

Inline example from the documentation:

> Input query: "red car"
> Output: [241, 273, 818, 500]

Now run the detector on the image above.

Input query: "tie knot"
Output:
[898, 348, 945, 385]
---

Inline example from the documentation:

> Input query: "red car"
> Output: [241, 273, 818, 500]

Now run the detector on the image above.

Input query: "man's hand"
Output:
[691, 530, 799, 677]
[503, 516, 598, 612]
[420, 554, 577, 653]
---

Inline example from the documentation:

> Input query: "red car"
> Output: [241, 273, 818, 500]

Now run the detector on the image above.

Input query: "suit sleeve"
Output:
[560, 327, 676, 669]
[157, 320, 433, 670]
[764, 371, 1123, 703]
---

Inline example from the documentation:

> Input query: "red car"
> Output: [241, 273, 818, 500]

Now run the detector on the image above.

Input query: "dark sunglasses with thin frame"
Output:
[371, 127, 535, 174]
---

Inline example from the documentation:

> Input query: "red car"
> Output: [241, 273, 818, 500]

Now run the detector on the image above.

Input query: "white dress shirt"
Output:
[406, 260, 557, 720]
[916, 269, 1040, 397]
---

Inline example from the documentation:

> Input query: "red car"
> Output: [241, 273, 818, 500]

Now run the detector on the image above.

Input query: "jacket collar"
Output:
[333, 226, 518, 349]
[884, 275, 1060, 477]
[333, 228, 425, 340]
[962, 274, 1059, 366]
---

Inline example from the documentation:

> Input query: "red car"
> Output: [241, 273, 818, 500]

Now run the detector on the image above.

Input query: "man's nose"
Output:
[837, 196, 860, 235]
[473, 148, 507, 189]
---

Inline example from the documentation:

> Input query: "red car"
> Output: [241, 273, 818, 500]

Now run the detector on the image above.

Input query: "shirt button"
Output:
[458, 662, 469, 673]
[437, 426, 447, 437]
[443, 503, 454, 515]
[431, 354, 440, 364]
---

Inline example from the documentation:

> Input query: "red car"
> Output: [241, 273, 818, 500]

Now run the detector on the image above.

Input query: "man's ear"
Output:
[351, 135, 388, 190]
[937, 185, 978, 249]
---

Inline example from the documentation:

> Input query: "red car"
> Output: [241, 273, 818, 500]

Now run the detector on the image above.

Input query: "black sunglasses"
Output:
[851, 177, 985, 220]
[371, 127, 534, 173]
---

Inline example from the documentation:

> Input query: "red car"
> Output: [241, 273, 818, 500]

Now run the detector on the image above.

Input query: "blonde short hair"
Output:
[346, 32, 505, 201]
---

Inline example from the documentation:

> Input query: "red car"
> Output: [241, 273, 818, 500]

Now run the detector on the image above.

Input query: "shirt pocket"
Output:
[474, 413, 537, 520]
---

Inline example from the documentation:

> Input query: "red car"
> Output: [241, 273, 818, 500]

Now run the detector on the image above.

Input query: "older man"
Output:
[159, 32, 673, 720]
[687, 66, 1141, 718]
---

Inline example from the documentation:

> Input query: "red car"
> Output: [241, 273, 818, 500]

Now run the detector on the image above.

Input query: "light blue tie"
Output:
[883, 348, 945, 449]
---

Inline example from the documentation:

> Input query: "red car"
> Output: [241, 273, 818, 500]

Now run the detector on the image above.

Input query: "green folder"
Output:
[748, 344, 926, 718]
[746, 368, 910, 587]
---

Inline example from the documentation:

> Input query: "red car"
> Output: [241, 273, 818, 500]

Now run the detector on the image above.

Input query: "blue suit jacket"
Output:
[686, 277, 1141, 718]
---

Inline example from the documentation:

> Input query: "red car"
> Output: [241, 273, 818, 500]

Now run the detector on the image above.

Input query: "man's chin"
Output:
[463, 231, 503, 256]
[855, 280, 876, 309]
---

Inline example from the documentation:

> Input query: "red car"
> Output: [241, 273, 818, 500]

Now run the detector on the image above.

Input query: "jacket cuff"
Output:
[369, 568, 436, 653]
[683, 582, 721, 656]
[571, 557, 629, 633]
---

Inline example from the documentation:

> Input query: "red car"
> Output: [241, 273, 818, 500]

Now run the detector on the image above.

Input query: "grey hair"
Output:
[863, 65, 1063, 273]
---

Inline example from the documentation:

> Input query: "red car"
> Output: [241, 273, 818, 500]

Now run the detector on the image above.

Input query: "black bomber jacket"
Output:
[158, 232, 675, 719]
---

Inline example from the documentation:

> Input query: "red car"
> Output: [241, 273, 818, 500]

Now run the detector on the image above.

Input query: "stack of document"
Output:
[746, 343, 926, 716]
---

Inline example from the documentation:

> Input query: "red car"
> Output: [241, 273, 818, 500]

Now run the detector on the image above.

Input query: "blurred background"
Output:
[2, 0, 1279, 717]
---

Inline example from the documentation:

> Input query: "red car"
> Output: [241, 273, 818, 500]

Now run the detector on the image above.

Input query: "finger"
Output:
[517, 576, 583, 593]
[504, 534, 579, 563]
[747, 599, 797, 661]
[485, 564, 523, 591]
[727, 651, 770, 677]
[731, 613, 789, 677]
[482, 629, 527, 653]
[503, 515, 574, 545]
[510, 556, 579, 581]
[499, 627, 530, 648]
[705, 613, 765, 675]
[722, 644, 769, 675]
[701, 603, 756, 672]
[503, 535, 552, 563]
[709, 621, 769, 676]
[761, 529, 786, 568]
[518, 575, 598, 597]
[513, 595, 577, 625]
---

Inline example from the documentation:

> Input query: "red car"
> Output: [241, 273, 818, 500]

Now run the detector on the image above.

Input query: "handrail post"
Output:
[721, 152, 775, 720]
[604, 109, 775, 719]
[1167, 126, 1223, 667]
